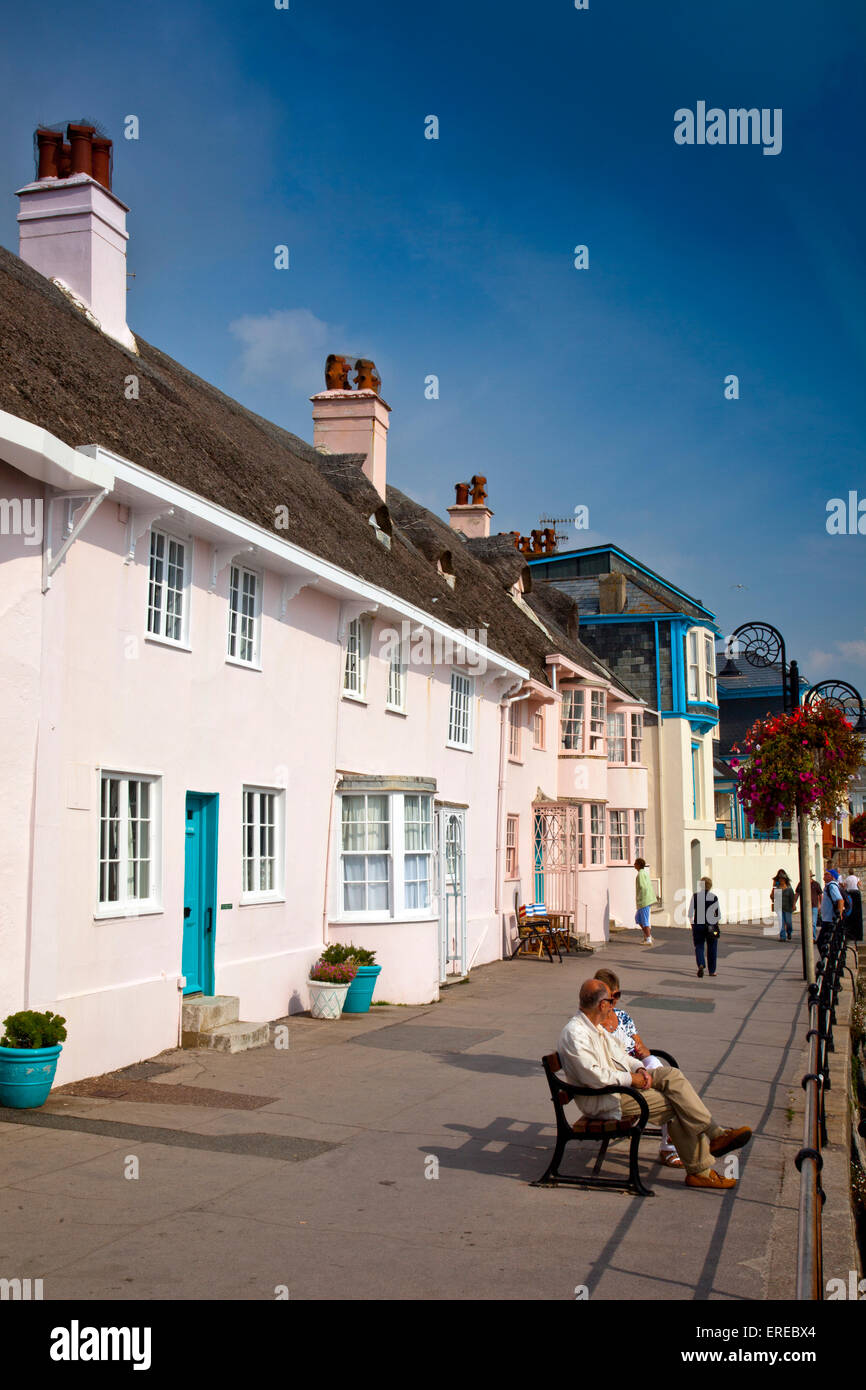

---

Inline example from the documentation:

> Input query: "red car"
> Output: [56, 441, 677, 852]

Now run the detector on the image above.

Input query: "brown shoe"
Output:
[709, 1126, 752, 1158]
[685, 1169, 736, 1189]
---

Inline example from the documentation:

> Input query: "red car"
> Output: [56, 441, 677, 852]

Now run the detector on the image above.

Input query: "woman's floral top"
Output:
[613, 1008, 638, 1056]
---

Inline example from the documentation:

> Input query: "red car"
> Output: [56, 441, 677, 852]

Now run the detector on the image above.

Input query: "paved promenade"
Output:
[0, 925, 811, 1301]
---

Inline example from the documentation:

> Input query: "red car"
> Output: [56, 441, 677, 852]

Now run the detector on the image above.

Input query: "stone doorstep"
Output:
[180, 994, 239, 1033]
[182, 1021, 270, 1054]
[180, 995, 269, 1054]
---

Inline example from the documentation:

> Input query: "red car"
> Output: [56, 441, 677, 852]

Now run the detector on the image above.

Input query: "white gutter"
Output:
[79, 445, 529, 683]
[0, 409, 114, 492]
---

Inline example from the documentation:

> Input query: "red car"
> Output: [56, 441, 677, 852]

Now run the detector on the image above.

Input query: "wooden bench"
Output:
[532, 1048, 679, 1197]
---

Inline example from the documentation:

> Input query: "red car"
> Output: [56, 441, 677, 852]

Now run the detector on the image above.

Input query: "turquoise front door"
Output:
[182, 792, 218, 996]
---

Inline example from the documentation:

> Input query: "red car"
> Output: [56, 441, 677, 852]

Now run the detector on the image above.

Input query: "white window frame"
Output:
[561, 688, 585, 751]
[508, 704, 522, 761]
[590, 803, 606, 865]
[630, 712, 643, 764]
[96, 770, 162, 918]
[337, 791, 435, 921]
[704, 635, 717, 704]
[343, 617, 371, 702]
[240, 786, 285, 904]
[386, 635, 407, 713]
[607, 711, 626, 764]
[505, 814, 519, 878]
[227, 563, 262, 668]
[608, 808, 630, 863]
[687, 631, 700, 701]
[589, 690, 606, 753]
[448, 672, 474, 750]
[533, 708, 545, 750]
[146, 528, 192, 648]
[633, 808, 646, 860]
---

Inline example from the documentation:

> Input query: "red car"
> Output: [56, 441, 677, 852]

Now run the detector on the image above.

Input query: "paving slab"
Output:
[0, 925, 828, 1300]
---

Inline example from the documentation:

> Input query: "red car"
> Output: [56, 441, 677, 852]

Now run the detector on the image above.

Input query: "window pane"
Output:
[342, 797, 366, 851]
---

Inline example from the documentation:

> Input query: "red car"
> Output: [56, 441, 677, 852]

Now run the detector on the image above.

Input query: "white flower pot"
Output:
[308, 980, 351, 1020]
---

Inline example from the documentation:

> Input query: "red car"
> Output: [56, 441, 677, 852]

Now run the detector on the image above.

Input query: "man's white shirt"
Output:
[557, 1010, 643, 1118]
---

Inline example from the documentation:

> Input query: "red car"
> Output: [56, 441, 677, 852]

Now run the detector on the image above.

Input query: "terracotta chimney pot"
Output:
[36, 129, 63, 180]
[91, 137, 112, 190]
[454, 482, 470, 506]
[67, 124, 95, 177]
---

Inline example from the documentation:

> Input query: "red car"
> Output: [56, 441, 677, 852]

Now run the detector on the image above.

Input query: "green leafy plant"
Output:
[732, 702, 863, 833]
[321, 942, 377, 967]
[1, 1010, 67, 1049]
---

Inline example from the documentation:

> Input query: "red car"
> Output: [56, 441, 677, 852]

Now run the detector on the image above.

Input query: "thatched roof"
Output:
[0, 242, 638, 695]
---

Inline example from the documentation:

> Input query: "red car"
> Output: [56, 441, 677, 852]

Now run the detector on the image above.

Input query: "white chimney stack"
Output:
[311, 357, 390, 500]
[16, 125, 137, 353]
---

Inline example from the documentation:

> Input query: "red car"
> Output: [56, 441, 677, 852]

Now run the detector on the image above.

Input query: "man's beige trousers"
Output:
[619, 1065, 724, 1175]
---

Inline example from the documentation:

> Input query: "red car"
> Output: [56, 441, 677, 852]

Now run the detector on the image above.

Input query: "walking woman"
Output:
[689, 876, 721, 978]
[771, 870, 795, 941]
[634, 858, 657, 945]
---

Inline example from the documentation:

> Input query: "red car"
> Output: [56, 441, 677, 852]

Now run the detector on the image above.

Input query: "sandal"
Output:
[659, 1148, 683, 1168]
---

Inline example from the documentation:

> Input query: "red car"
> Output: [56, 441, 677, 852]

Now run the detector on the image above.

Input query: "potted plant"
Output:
[308, 959, 357, 1019]
[0, 1010, 67, 1109]
[321, 943, 382, 1014]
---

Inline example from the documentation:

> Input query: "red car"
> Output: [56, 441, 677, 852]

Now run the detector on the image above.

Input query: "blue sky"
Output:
[2, 0, 864, 689]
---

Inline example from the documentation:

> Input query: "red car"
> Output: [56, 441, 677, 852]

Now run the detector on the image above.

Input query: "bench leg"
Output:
[627, 1128, 654, 1197]
[533, 1133, 566, 1185]
[591, 1137, 610, 1177]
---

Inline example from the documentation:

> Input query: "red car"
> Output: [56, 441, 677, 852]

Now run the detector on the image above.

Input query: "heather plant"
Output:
[1, 1010, 67, 1049]
[309, 959, 358, 985]
[731, 702, 863, 833]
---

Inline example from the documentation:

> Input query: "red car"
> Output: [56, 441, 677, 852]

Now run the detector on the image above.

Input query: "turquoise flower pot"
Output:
[342, 965, 382, 1014]
[0, 1044, 62, 1109]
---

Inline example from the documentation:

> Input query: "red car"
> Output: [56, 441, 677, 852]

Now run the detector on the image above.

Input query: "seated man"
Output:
[558, 979, 752, 1189]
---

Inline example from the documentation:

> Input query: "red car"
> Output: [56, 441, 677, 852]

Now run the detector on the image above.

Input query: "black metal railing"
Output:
[795, 918, 858, 1299]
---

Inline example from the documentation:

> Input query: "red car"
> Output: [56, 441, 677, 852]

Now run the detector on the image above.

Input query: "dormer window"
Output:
[437, 552, 456, 589]
[369, 506, 392, 550]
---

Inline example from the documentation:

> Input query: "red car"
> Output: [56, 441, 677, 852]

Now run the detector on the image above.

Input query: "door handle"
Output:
[205, 907, 213, 935]
[184, 907, 191, 919]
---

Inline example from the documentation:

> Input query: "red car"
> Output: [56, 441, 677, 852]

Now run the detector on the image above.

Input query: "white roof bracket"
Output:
[280, 575, 318, 619]
[210, 542, 254, 592]
[42, 487, 109, 592]
[125, 506, 175, 565]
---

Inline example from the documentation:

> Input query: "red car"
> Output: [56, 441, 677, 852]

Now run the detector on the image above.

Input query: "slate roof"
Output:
[0, 242, 639, 698]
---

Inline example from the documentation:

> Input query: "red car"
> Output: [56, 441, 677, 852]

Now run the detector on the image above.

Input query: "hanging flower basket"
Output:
[732, 702, 862, 832]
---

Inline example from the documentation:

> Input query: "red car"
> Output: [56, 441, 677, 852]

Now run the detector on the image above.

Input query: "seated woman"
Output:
[593, 967, 682, 1168]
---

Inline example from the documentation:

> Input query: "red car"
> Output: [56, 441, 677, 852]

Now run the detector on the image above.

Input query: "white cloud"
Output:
[229, 308, 346, 391]
[837, 639, 866, 663]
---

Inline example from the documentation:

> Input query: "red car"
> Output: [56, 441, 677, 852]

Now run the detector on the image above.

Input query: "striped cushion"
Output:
[519, 902, 548, 922]
[571, 1116, 637, 1136]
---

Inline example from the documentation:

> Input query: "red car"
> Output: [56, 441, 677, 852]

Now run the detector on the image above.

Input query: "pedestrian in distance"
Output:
[817, 870, 843, 957]
[634, 857, 657, 945]
[771, 870, 795, 941]
[795, 872, 822, 943]
[689, 876, 721, 978]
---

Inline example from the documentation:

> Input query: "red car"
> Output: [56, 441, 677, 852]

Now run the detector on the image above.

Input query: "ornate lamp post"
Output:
[721, 621, 813, 980]
[804, 680, 866, 849]
[720, 621, 801, 712]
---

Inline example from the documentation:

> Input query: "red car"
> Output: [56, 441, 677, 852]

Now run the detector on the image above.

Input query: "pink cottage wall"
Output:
[0, 463, 44, 1028]
[24, 497, 342, 1083]
[330, 617, 516, 1003]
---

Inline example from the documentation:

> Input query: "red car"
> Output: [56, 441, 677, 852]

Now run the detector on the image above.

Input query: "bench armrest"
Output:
[649, 1049, 678, 1068]
[557, 1078, 650, 1125]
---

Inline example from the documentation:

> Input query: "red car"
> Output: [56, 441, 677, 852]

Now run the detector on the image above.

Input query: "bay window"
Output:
[590, 803, 605, 864]
[589, 691, 606, 751]
[634, 809, 646, 860]
[561, 689, 584, 751]
[607, 712, 626, 763]
[340, 791, 433, 917]
[687, 631, 700, 700]
[630, 712, 643, 763]
[609, 809, 629, 862]
[704, 636, 717, 704]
